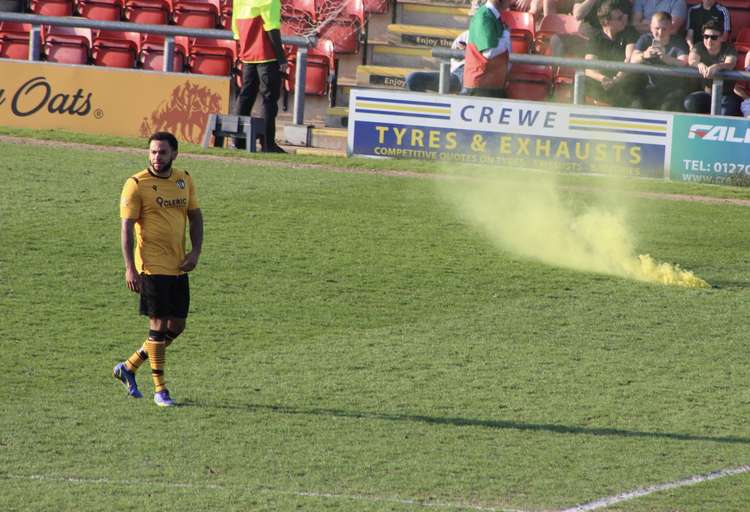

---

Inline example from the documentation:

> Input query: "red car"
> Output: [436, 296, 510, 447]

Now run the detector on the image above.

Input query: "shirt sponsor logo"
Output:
[156, 196, 187, 208]
[688, 124, 750, 143]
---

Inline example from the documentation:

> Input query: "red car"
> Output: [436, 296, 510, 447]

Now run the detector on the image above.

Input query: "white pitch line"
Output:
[1, 474, 524, 512]
[559, 464, 750, 511]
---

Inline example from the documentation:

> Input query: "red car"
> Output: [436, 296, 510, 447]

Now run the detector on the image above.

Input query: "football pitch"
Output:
[2, 132, 750, 511]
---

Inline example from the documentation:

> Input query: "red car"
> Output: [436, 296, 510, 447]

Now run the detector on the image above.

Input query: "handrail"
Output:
[432, 47, 750, 116]
[0, 12, 313, 124]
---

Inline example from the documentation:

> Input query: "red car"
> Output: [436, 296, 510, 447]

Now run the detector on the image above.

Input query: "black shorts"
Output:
[139, 273, 190, 319]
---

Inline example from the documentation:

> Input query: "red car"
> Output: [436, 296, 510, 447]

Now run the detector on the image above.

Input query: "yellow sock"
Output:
[125, 331, 177, 373]
[124, 346, 148, 373]
[145, 338, 167, 392]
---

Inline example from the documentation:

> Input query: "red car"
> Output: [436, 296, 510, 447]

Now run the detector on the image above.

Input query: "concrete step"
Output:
[309, 126, 347, 152]
[395, 0, 472, 29]
[367, 42, 437, 68]
[356, 64, 422, 89]
[387, 23, 464, 49]
[325, 106, 349, 128]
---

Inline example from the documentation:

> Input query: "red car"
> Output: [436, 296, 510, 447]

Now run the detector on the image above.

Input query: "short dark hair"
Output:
[148, 132, 178, 152]
[597, 0, 630, 23]
[701, 19, 724, 35]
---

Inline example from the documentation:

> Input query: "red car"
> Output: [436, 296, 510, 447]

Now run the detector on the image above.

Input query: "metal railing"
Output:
[0, 12, 313, 124]
[433, 47, 750, 116]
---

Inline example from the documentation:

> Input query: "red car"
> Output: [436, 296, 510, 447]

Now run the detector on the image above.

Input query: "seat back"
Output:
[29, 0, 74, 16]
[501, 10, 535, 53]
[76, 0, 123, 20]
[0, 21, 31, 59]
[43, 25, 92, 64]
[123, 0, 170, 24]
[140, 33, 189, 71]
[172, 0, 221, 28]
[92, 29, 139, 67]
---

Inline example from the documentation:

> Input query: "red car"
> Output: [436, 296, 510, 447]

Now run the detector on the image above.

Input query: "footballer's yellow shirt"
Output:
[120, 167, 199, 276]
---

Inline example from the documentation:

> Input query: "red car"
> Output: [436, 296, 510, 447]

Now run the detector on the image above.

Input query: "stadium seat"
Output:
[172, 0, 221, 28]
[92, 29, 139, 68]
[140, 34, 188, 71]
[76, 0, 123, 21]
[506, 63, 553, 101]
[315, 0, 365, 54]
[0, 21, 31, 60]
[188, 37, 238, 75]
[728, 6, 750, 40]
[363, 0, 388, 14]
[734, 26, 750, 51]
[43, 25, 91, 64]
[535, 13, 582, 54]
[284, 38, 335, 96]
[281, 0, 316, 37]
[123, 0, 170, 24]
[501, 10, 535, 54]
[29, 0, 74, 16]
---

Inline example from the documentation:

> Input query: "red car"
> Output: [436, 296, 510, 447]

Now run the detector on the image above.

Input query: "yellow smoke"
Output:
[439, 173, 709, 289]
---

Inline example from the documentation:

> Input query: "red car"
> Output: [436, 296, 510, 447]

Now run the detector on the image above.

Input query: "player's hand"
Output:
[125, 267, 140, 293]
[179, 251, 200, 272]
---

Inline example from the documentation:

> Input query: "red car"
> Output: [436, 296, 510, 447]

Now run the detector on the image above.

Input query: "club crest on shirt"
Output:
[176, 179, 186, 189]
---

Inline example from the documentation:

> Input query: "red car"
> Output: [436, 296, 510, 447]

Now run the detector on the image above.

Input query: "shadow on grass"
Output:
[181, 400, 750, 445]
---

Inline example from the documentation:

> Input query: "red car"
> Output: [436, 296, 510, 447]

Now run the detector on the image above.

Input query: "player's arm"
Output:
[121, 218, 140, 293]
[180, 208, 204, 272]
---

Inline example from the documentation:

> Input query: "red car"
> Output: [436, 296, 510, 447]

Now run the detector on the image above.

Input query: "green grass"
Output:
[2, 132, 750, 511]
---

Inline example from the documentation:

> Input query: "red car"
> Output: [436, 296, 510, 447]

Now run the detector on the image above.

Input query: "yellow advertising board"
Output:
[0, 59, 230, 144]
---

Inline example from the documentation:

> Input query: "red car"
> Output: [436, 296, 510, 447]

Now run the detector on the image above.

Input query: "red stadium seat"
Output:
[284, 38, 335, 95]
[188, 37, 238, 75]
[0, 22, 32, 60]
[76, 0, 123, 21]
[43, 25, 91, 64]
[506, 63, 553, 101]
[172, 0, 221, 28]
[140, 34, 189, 71]
[29, 0, 74, 16]
[92, 29, 139, 68]
[501, 10, 535, 54]
[734, 27, 750, 51]
[315, 0, 364, 54]
[728, 6, 750, 40]
[363, 0, 388, 14]
[123, 0, 170, 24]
[281, 0, 316, 36]
[535, 13, 582, 54]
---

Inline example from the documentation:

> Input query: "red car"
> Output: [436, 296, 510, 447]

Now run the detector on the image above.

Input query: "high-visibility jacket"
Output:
[232, 0, 282, 63]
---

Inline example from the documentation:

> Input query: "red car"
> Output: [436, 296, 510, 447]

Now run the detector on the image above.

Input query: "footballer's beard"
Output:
[149, 159, 174, 175]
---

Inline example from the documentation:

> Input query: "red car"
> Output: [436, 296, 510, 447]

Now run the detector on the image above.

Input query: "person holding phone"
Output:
[630, 11, 690, 110]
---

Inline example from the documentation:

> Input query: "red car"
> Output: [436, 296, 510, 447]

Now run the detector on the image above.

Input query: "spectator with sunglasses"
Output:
[684, 19, 741, 116]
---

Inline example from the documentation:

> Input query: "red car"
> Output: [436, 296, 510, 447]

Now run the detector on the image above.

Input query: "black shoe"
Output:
[263, 144, 287, 153]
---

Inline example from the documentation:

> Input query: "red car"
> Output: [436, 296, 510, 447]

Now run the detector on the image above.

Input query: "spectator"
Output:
[512, 0, 557, 18]
[684, 19, 741, 115]
[632, 0, 687, 35]
[685, 0, 730, 48]
[584, 0, 642, 107]
[404, 31, 467, 94]
[573, 0, 623, 39]
[630, 11, 690, 111]
[231, 0, 287, 152]
[463, 0, 512, 97]
[733, 52, 750, 116]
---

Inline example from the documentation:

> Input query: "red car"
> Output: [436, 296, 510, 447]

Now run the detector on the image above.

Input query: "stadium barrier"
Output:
[0, 12, 312, 126]
[432, 47, 750, 117]
[346, 88, 750, 184]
